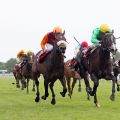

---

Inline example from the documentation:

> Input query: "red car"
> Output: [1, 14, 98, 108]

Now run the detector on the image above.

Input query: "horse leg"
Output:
[60, 77, 67, 97]
[94, 93, 100, 107]
[66, 76, 72, 98]
[34, 78, 40, 102]
[71, 78, 77, 94]
[41, 80, 49, 100]
[83, 74, 91, 100]
[21, 78, 24, 90]
[90, 74, 100, 106]
[115, 74, 120, 91]
[26, 78, 29, 94]
[78, 78, 82, 92]
[16, 78, 20, 88]
[90, 74, 99, 96]
[32, 80, 35, 92]
[110, 75, 116, 101]
[49, 79, 57, 105]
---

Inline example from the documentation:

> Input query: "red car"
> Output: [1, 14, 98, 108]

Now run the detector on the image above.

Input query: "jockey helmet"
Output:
[81, 41, 88, 48]
[17, 50, 24, 58]
[53, 26, 62, 33]
[25, 50, 32, 55]
[100, 24, 110, 32]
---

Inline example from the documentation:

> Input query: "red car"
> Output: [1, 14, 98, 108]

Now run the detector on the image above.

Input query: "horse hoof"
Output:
[51, 99, 56, 105]
[32, 88, 35, 92]
[110, 95, 115, 101]
[89, 92, 94, 96]
[95, 103, 100, 108]
[117, 87, 120, 91]
[35, 97, 40, 102]
[87, 97, 90, 101]
[68, 93, 72, 99]
[60, 92, 65, 97]
[16, 85, 20, 88]
[41, 96, 46, 100]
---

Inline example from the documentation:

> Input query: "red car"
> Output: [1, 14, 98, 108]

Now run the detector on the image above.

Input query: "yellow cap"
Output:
[25, 50, 32, 55]
[53, 26, 62, 33]
[100, 24, 110, 32]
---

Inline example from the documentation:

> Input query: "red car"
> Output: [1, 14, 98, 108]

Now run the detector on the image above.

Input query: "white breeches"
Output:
[45, 43, 53, 51]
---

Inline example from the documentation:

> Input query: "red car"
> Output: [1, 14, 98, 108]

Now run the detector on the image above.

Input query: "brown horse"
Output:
[32, 31, 67, 105]
[20, 53, 35, 93]
[13, 64, 26, 90]
[13, 53, 35, 93]
[64, 59, 81, 98]
[77, 32, 117, 107]
[113, 59, 120, 91]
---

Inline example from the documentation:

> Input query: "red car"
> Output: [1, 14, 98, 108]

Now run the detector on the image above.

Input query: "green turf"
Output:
[0, 76, 120, 120]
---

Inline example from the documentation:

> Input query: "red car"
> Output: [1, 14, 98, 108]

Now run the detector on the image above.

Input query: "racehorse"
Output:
[64, 59, 82, 98]
[20, 52, 35, 93]
[13, 64, 26, 90]
[32, 31, 67, 105]
[113, 59, 120, 91]
[77, 32, 117, 107]
[13, 52, 35, 93]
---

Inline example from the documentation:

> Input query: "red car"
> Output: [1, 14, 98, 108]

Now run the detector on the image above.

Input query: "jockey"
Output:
[86, 24, 112, 55]
[40, 26, 62, 53]
[24, 50, 34, 62]
[74, 41, 88, 55]
[16, 50, 25, 63]
[70, 41, 89, 78]
[91, 24, 112, 45]
[71, 41, 89, 67]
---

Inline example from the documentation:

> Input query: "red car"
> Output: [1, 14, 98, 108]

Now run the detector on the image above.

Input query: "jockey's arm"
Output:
[91, 28, 100, 45]
[41, 34, 49, 49]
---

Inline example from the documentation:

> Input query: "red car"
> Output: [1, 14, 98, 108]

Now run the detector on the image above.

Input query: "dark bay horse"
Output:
[32, 31, 67, 105]
[20, 53, 35, 93]
[77, 32, 117, 107]
[13, 53, 35, 93]
[64, 59, 82, 98]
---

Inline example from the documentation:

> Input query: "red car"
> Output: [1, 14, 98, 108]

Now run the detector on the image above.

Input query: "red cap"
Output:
[81, 41, 88, 47]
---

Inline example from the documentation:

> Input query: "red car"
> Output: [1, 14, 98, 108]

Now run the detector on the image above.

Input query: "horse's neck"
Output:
[100, 48, 110, 61]
[50, 50, 64, 67]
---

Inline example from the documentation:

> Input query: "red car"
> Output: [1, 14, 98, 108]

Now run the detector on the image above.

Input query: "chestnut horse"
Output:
[64, 59, 81, 98]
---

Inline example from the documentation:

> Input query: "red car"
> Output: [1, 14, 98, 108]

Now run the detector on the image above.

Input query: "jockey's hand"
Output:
[99, 41, 102, 44]
[42, 49, 46, 53]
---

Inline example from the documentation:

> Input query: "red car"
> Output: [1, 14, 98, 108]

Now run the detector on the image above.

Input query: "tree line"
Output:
[0, 58, 17, 72]
[0, 51, 120, 73]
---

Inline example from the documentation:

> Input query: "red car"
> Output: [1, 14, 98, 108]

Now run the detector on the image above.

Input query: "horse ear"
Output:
[112, 29, 114, 33]
[54, 31, 57, 38]
[63, 30, 65, 35]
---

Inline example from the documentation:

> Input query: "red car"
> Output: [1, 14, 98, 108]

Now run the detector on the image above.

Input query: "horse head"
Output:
[54, 30, 67, 54]
[101, 32, 117, 55]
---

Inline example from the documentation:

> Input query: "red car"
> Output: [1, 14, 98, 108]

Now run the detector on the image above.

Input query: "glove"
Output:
[99, 41, 102, 44]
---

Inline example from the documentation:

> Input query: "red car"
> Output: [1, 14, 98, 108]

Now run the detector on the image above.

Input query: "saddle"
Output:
[82, 45, 99, 57]
[69, 58, 77, 69]
[36, 50, 49, 63]
[113, 60, 120, 67]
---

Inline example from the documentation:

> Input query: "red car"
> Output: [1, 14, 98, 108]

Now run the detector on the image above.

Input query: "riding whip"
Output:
[73, 36, 81, 46]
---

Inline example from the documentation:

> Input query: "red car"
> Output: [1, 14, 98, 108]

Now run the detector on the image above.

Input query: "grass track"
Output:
[0, 76, 120, 120]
